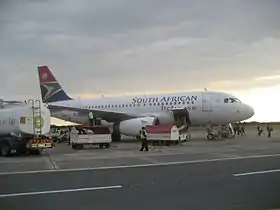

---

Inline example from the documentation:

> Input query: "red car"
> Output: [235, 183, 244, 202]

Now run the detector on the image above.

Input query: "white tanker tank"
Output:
[0, 103, 50, 136]
[0, 99, 52, 156]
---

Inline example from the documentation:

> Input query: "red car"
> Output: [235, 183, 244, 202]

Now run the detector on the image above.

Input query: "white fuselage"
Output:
[49, 91, 254, 133]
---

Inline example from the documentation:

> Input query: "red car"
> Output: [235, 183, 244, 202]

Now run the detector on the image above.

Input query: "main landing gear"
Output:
[111, 123, 121, 142]
[111, 132, 121, 142]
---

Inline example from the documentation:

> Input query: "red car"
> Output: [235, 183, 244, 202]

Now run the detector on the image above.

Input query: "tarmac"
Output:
[1, 126, 280, 210]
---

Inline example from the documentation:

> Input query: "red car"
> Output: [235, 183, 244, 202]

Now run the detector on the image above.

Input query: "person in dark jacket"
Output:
[139, 127, 149, 151]
[266, 124, 273, 138]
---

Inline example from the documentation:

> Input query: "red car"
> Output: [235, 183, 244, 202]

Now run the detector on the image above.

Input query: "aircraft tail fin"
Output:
[37, 65, 73, 103]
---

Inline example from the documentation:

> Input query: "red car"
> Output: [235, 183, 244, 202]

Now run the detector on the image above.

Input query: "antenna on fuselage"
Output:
[204, 87, 207, 91]
[101, 94, 105, 98]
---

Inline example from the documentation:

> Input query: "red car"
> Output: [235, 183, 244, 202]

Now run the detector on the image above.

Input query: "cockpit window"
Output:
[224, 98, 241, 103]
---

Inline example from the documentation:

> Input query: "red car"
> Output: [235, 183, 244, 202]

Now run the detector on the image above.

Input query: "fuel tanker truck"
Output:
[0, 99, 53, 156]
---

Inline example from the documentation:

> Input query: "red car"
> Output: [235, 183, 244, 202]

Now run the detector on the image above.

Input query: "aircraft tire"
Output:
[111, 133, 121, 142]
[207, 134, 214, 141]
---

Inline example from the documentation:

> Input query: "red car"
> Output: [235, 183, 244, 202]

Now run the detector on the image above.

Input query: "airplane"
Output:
[37, 65, 254, 141]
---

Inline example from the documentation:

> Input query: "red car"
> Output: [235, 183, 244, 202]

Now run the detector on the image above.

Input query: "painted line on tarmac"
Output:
[1, 153, 280, 176]
[0, 185, 122, 198]
[233, 169, 280, 177]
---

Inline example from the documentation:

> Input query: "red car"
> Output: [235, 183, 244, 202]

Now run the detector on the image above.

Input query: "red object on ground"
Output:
[145, 125, 175, 134]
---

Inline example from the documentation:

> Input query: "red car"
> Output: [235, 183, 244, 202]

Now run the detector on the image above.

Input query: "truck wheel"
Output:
[99, 144, 104, 149]
[105, 143, 110, 148]
[77, 144, 83, 150]
[1, 144, 11, 157]
[29, 149, 41, 155]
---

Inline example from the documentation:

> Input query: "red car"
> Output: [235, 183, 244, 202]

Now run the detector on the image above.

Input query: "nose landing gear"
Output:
[111, 122, 121, 142]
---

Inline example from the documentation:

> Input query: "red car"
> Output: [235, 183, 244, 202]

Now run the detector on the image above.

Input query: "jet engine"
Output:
[119, 117, 159, 136]
[144, 109, 191, 126]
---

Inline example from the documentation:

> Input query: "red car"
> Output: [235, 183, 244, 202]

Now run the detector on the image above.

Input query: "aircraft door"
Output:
[202, 93, 213, 111]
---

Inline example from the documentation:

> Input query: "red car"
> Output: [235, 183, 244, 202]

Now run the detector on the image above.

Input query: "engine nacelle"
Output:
[145, 112, 174, 125]
[119, 117, 159, 136]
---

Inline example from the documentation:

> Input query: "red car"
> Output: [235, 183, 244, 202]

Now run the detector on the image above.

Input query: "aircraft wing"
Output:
[47, 104, 137, 122]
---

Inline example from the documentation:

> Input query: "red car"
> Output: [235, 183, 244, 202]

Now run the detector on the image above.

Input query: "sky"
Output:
[1, 0, 280, 123]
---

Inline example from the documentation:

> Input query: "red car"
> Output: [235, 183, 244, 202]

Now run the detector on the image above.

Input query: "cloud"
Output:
[1, 0, 280, 99]
[255, 74, 280, 81]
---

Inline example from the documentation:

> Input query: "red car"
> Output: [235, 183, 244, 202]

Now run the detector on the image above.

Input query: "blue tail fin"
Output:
[37, 65, 73, 103]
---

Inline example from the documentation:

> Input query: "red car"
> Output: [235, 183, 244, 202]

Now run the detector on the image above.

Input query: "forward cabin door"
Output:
[202, 93, 213, 111]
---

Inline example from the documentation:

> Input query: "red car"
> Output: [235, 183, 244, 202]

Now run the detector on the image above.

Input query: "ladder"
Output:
[28, 99, 42, 138]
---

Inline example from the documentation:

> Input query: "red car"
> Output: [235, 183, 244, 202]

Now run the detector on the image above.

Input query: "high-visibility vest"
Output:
[140, 130, 147, 138]
[88, 112, 93, 119]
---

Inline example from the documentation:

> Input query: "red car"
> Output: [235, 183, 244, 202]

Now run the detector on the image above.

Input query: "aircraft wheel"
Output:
[111, 133, 121, 142]
[207, 134, 214, 140]
[72, 144, 77, 150]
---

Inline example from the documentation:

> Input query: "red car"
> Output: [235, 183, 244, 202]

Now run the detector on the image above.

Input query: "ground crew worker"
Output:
[206, 121, 213, 134]
[88, 111, 94, 126]
[236, 123, 241, 135]
[139, 126, 149, 151]
[217, 124, 223, 140]
[257, 125, 263, 136]
[241, 126, 245, 136]
[266, 124, 273, 138]
[93, 115, 97, 125]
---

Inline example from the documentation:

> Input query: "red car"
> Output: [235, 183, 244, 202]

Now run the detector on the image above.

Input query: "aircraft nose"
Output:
[244, 104, 254, 119]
